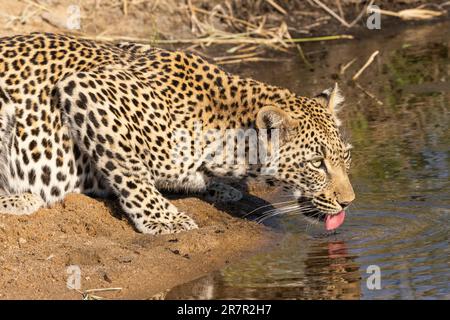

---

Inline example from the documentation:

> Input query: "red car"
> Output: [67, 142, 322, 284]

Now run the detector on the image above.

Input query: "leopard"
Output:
[0, 33, 355, 234]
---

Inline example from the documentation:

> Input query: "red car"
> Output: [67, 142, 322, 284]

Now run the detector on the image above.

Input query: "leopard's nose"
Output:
[338, 201, 351, 210]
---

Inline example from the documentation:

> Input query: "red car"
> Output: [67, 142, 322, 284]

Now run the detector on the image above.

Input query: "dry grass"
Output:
[3, 0, 449, 65]
[93, 0, 448, 65]
[75, 287, 123, 300]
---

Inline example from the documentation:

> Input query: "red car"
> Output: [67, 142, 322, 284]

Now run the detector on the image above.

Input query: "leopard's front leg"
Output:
[68, 127, 197, 234]
[58, 72, 198, 234]
[113, 172, 198, 234]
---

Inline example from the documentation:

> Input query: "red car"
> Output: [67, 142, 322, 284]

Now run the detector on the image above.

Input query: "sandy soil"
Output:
[0, 193, 276, 299]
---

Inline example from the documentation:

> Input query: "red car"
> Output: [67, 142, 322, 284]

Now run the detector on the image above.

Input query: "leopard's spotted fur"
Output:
[0, 33, 354, 234]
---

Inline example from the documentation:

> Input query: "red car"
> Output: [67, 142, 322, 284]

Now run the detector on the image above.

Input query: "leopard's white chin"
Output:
[292, 189, 303, 198]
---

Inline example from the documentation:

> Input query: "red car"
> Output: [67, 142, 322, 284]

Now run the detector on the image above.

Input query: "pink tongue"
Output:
[325, 211, 346, 231]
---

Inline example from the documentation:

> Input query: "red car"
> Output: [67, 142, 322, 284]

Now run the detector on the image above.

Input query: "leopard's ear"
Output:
[315, 83, 344, 114]
[256, 106, 296, 145]
[256, 106, 294, 130]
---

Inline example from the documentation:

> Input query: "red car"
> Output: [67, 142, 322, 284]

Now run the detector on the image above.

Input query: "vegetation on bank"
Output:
[1, 1, 447, 65]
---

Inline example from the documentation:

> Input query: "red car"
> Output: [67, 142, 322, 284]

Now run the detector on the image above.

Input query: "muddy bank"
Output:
[0, 194, 276, 299]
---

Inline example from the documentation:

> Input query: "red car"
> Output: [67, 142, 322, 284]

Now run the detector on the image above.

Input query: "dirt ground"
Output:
[0, 193, 276, 299]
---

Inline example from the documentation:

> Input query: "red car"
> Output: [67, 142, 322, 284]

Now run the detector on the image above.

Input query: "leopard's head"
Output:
[256, 84, 355, 230]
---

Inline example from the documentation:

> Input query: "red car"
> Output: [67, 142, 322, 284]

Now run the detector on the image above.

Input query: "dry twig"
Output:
[355, 83, 384, 106]
[352, 50, 379, 81]
[340, 58, 357, 75]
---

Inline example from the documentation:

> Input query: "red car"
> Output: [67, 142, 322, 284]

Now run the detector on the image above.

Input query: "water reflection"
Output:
[165, 21, 450, 300]
[166, 239, 361, 300]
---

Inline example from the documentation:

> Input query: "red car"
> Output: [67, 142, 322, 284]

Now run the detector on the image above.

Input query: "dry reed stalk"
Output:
[213, 51, 263, 62]
[355, 83, 384, 106]
[335, 0, 344, 18]
[352, 50, 379, 81]
[303, 16, 331, 29]
[81, 33, 353, 46]
[159, 34, 354, 44]
[265, 0, 287, 15]
[311, 0, 350, 27]
[216, 57, 285, 65]
[340, 58, 357, 75]
[369, 7, 445, 20]
[226, 44, 258, 54]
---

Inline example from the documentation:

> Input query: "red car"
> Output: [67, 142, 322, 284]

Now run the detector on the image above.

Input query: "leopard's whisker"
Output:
[243, 199, 298, 218]
[256, 206, 317, 223]
[257, 209, 318, 223]
[255, 206, 301, 223]
[255, 204, 301, 220]
[255, 203, 316, 220]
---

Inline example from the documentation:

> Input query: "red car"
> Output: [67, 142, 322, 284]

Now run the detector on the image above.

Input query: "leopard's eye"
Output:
[311, 159, 324, 169]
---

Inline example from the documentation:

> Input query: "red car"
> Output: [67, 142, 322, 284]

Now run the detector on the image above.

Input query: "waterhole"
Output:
[166, 22, 449, 300]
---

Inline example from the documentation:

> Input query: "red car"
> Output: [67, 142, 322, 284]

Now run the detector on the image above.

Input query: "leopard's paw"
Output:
[137, 212, 198, 235]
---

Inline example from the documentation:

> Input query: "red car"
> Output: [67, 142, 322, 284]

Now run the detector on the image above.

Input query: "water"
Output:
[166, 22, 450, 300]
